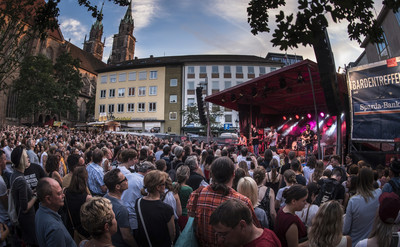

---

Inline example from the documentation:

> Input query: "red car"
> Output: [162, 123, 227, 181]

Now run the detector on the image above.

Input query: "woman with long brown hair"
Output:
[276, 169, 297, 209]
[265, 158, 281, 195]
[308, 200, 351, 247]
[253, 166, 276, 229]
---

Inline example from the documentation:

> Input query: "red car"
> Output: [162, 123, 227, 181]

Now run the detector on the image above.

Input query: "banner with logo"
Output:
[347, 57, 400, 141]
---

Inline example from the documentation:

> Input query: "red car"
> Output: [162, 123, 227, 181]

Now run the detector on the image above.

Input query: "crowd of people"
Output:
[0, 125, 399, 247]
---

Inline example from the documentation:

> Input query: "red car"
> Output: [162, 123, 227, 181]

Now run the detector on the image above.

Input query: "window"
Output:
[110, 74, 117, 83]
[212, 81, 219, 90]
[270, 67, 277, 72]
[101, 75, 107, 83]
[212, 66, 219, 74]
[237, 81, 243, 84]
[118, 88, 125, 97]
[138, 87, 146, 96]
[225, 115, 232, 123]
[224, 66, 231, 73]
[150, 71, 158, 79]
[187, 81, 195, 90]
[108, 104, 114, 113]
[170, 95, 177, 103]
[187, 66, 195, 74]
[127, 103, 135, 112]
[139, 71, 147, 80]
[376, 31, 390, 60]
[117, 103, 124, 113]
[224, 81, 231, 89]
[99, 104, 105, 113]
[149, 102, 156, 112]
[200, 66, 207, 74]
[259, 67, 266, 75]
[187, 98, 195, 106]
[138, 103, 145, 112]
[149, 86, 157, 95]
[109, 89, 115, 98]
[169, 112, 177, 120]
[170, 79, 178, 87]
[100, 90, 106, 98]
[396, 8, 400, 25]
[236, 66, 243, 74]
[119, 73, 126, 82]
[128, 87, 135, 96]
[128, 72, 136, 81]
[248, 66, 255, 74]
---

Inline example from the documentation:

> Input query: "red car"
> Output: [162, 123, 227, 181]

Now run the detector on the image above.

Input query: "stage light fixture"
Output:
[289, 117, 292, 120]
[320, 112, 325, 118]
[295, 115, 299, 119]
[297, 72, 304, 83]
[301, 116, 304, 119]
[307, 113, 312, 119]
[283, 116, 287, 120]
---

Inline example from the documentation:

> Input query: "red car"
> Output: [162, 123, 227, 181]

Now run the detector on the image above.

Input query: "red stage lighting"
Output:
[320, 112, 325, 118]
[307, 113, 312, 119]
[295, 115, 299, 119]
[283, 116, 287, 120]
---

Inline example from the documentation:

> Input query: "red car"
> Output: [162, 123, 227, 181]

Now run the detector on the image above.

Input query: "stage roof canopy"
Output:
[205, 59, 346, 116]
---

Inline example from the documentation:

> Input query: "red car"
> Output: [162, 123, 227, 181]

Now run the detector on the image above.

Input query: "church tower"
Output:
[83, 3, 105, 60]
[108, 0, 136, 64]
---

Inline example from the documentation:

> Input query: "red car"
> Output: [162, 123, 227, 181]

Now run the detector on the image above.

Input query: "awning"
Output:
[205, 59, 347, 116]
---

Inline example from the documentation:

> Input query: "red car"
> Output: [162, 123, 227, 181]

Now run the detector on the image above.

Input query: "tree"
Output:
[247, 0, 400, 115]
[0, 0, 128, 92]
[181, 104, 223, 134]
[13, 53, 82, 120]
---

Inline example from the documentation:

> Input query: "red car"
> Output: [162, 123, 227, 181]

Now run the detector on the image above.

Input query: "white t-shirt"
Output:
[276, 185, 291, 208]
[355, 233, 400, 247]
[295, 204, 319, 227]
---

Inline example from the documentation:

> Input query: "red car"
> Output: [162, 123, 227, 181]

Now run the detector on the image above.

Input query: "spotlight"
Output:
[320, 112, 325, 118]
[297, 72, 304, 83]
[221, 98, 225, 103]
[279, 78, 287, 89]
[289, 117, 292, 120]
[301, 116, 304, 119]
[295, 115, 299, 120]
[283, 116, 287, 121]
[326, 114, 330, 118]
[307, 113, 312, 119]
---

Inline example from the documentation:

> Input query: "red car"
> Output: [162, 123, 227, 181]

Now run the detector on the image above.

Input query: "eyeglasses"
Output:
[117, 177, 127, 184]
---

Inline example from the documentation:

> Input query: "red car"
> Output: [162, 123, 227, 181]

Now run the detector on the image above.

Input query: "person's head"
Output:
[80, 197, 117, 239]
[348, 164, 359, 175]
[238, 161, 249, 175]
[141, 170, 168, 195]
[283, 184, 308, 210]
[253, 166, 266, 186]
[37, 177, 64, 211]
[92, 148, 104, 164]
[345, 153, 354, 165]
[45, 154, 60, 174]
[136, 161, 156, 174]
[120, 149, 138, 164]
[307, 155, 317, 169]
[0, 150, 6, 172]
[185, 155, 198, 171]
[330, 155, 340, 166]
[176, 165, 190, 184]
[322, 169, 332, 178]
[237, 177, 258, 207]
[331, 168, 343, 181]
[305, 123, 310, 130]
[240, 147, 248, 157]
[306, 182, 320, 204]
[155, 159, 167, 171]
[288, 151, 296, 161]
[66, 154, 80, 173]
[357, 167, 375, 201]
[104, 168, 128, 193]
[174, 146, 184, 159]
[69, 166, 89, 194]
[390, 159, 400, 177]
[11, 146, 30, 171]
[232, 168, 246, 191]
[210, 199, 253, 247]
[308, 200, 344, 246]
[163, 145, 170, 156]
[211, 157, 235, 185]
[290, 159, 301, 172]
[283, 169, 297, 185]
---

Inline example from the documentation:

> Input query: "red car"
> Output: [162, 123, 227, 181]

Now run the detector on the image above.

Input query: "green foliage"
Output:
[247, 0, 400, 50]
[181, 104, 224, 134]
[13, 53, 82, 119]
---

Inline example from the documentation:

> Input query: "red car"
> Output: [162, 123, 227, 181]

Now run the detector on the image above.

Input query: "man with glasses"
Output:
[104, 169, 138, 247]
[210, 199, 281, 247]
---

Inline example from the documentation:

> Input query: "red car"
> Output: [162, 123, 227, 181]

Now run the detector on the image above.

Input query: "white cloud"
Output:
[59, 18, 88, 46]
[132, 0, 162, 31]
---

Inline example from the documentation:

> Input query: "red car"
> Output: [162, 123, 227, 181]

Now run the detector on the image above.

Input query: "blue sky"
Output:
[58, 0, 383, 68]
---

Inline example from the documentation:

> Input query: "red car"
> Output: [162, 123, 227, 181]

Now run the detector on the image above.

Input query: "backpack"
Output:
[8, 176, 24, 226]
[258, 187, 273, 230]
[314, 178, 339, 206]
[388, 180, 400, 197]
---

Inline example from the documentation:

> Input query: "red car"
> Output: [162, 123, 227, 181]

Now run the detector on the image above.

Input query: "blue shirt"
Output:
[121, 172, 144, 230]
[86, 162, 105, 195]
[104, 194, 131, 247]
[382, 177, 400, 193]
[35, 204, 76, 247]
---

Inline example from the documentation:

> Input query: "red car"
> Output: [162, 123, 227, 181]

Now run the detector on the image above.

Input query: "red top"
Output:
[244, 228, 282, 247]
[274, 208, 307, 247]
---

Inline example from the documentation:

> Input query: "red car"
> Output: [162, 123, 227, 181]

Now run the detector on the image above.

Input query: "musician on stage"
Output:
[265, 126, 278, 152]
[238, 132, 247, 151]
[301, 123, 315, 159]
[251, 125, 259, 156]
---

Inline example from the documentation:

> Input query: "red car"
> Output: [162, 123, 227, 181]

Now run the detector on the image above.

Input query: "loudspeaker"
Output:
[196, 87, 207, 125]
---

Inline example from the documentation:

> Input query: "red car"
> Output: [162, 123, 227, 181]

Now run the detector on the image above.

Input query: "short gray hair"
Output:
[185, 156, 198, 171]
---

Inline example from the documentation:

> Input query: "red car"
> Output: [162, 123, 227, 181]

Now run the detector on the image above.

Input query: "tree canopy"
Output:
[247, 0, 400, 50]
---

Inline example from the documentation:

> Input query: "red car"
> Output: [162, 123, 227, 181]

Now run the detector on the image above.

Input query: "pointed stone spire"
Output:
[122, 0, 134, 25]
[93, 1, 104, 29]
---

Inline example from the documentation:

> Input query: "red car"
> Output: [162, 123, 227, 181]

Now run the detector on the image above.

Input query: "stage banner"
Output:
[347, 57, 400, 142]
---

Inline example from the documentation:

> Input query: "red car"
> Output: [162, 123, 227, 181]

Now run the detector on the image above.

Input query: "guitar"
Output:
[301, 132, 316, 146]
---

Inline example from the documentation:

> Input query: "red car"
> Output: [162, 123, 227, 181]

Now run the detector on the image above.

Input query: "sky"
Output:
[58, 0, 384, 68]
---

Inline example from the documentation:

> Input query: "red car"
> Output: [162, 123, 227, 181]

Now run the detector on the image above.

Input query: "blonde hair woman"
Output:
[308, 200, 351, 247]
[237, 176, 269, 228]
[80, 197, 117, 247]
